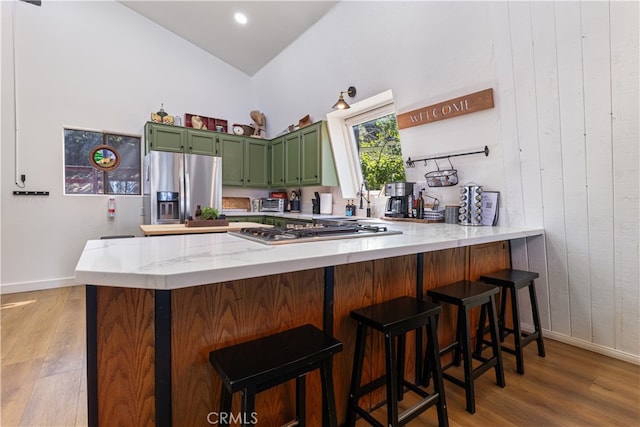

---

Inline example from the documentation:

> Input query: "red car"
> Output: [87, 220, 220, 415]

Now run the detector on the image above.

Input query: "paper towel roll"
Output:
[320, 193, 333, 214]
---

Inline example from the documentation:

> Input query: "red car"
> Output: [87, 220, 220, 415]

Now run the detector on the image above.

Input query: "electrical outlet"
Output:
[139, 207, 145, 216]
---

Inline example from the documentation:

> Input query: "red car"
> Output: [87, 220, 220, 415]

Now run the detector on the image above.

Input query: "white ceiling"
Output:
[119, 1, 338, 76]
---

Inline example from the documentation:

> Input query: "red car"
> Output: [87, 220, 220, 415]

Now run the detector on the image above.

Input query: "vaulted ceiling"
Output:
[119, 1, 338, 76]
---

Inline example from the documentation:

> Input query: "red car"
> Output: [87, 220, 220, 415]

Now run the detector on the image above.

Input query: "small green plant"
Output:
[199, 206, 219, 220]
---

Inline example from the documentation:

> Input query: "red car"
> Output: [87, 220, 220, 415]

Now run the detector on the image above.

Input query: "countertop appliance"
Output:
[384, 182, 415, 218]
[259, 198, 285, 212]
[144, 151, 222, 224]
[228, 223, 402, 245]
[270, 191, 289, 211]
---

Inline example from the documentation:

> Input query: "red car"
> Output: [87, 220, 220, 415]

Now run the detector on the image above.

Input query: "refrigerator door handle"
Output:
[184, 171, 191, 221]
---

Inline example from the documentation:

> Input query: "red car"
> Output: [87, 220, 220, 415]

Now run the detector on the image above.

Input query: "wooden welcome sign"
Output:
[397, 88, 494, 130]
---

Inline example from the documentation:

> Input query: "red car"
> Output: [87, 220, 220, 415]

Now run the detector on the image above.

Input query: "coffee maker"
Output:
[384, 182, 415, 218]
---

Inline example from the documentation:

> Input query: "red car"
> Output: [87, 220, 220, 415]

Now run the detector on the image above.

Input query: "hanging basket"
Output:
[424, 158, 458, 187]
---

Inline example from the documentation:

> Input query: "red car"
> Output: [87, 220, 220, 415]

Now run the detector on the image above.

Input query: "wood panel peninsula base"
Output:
[76, 223, 544, 426]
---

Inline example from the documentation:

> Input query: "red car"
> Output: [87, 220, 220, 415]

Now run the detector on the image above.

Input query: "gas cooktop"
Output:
[228, 223, 402, 245]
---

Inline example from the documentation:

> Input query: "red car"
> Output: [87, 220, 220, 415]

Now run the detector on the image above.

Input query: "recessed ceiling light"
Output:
[234, 12, 248, 25]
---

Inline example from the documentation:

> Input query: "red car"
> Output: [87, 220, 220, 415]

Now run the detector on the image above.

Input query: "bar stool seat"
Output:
[476, 269, 545, 374]
[209, 324, 343, 427]
[346, 296, 448, 427]
[427, 280, 505, 414]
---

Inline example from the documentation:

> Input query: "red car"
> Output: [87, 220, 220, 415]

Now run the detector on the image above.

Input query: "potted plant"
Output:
[186, 206, 228, 227]
[199, 206, 219, 220]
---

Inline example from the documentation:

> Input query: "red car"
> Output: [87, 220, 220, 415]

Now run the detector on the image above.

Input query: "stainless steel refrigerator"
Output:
[143, 151, 222, 224]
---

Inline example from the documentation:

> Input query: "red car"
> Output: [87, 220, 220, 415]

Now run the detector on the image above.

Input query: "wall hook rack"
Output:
[405, 145, 489, 168]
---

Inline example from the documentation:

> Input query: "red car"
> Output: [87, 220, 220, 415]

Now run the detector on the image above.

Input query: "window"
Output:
[326, 90, 406, 197]
[64, 128, 141, 195]
[345, 105, 406, 191]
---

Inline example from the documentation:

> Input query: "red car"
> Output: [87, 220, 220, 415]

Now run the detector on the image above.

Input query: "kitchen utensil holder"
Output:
[424, 158, 458, 187]
[406, 145, 489, 168]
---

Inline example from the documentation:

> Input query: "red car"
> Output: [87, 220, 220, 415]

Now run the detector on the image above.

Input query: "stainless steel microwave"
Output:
[259, 198, 285, 212]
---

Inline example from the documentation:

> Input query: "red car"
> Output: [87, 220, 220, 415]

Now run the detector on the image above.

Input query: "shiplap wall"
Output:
[490, 1, 639, 358]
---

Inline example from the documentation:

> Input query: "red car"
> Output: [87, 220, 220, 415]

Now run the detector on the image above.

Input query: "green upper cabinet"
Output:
[282, 121, 338, 187]
[146, 122, 218, 156]
[220, 134, 245, 186]
[300, 124, 321, 185]
[145, 122, 186, 153]
[284, 132, 301, 186]
[245, 139, 269, 188]
[145, 120, 338, 189]
[187, 129, 218, 156]
[220, 135, 269, 188]
[270, 137, 285, 188]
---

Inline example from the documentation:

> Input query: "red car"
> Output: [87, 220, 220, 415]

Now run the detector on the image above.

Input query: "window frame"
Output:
[63, 126, 142, 196]
[326, 90, 396, 198]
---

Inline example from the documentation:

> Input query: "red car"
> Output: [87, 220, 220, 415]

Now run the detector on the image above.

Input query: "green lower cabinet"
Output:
[273, 218, 287, 227]
[227, 216, 265, 223]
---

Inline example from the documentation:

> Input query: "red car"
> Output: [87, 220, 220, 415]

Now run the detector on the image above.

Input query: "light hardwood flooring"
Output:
[1, 286, 639, 426]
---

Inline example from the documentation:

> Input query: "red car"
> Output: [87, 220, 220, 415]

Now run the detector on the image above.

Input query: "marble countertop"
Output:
[74, 220, 543, 290]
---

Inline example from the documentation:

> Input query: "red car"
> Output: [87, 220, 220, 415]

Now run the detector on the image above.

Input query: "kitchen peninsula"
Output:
[75, 221, 544, 426]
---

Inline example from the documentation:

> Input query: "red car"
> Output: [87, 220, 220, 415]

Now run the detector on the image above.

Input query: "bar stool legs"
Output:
[347, 296, 448, 427]
[427, 281, 505, 415]
[476, 269, 546, 375]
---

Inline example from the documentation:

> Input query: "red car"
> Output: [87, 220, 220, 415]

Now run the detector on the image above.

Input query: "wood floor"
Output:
[1, 286, 638, 426]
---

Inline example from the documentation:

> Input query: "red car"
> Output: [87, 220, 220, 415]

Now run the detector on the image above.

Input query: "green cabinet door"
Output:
[145, 122, 185, 153]
[187, 129, 218, 156]
[245, 139, 269, 188]
[300, 123, 321, 185]
[270, 137, 285, 188]
[284, 133, 301, 186]
[273, 217, 287, 227]
[220, 134, 245, 186]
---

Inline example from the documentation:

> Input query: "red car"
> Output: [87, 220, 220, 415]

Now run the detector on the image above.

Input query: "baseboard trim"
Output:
[532, 326, 640, 366]
[0, 277, 77, 294]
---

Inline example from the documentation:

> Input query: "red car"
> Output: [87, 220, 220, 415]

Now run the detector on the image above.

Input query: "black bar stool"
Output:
[476, 269, 545, 374]
[427, 280, 505, 414]
[346, 296, 448, 427]
[209, 324, 343, 427]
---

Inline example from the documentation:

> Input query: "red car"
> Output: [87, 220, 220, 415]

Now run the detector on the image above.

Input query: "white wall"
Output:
[254, 1, 639, 361]
[489, 1, 639, 358]
[253, 0, 504, 215]
[0, 1, 254, 292]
